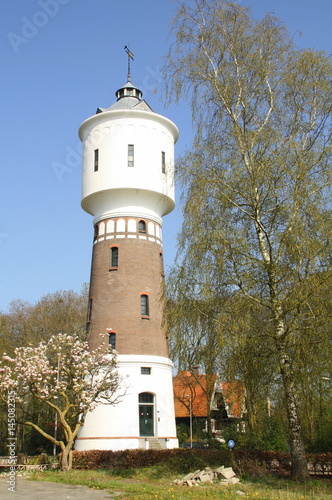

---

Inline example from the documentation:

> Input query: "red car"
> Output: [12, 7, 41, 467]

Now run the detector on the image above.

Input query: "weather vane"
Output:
[124, 45, 134, 82]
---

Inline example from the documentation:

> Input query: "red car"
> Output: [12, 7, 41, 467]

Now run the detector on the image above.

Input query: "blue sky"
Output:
[1, 0, 331, 312]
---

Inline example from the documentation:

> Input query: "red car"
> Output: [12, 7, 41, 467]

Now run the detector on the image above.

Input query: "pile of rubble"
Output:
[173, 465, 240, 487]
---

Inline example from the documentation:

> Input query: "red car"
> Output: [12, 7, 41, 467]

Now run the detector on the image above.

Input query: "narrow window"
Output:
[161, 151, 166, 173]
[128, 144, 134, 167]
[110, 247, 118, 269]
[94, 149, 99, 172]
[141, 294, 149, 317]
[138, 220, 146, 233]
[108, 332, 116, 350]
[87, 297, 92, 322]
[94, 224, 98, 240]
[141, 367, 151, 375]
[160, 251, 165, 277]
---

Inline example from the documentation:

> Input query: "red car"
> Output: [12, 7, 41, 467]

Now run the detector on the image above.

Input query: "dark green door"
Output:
[139, 393, 154, 437]
[139, 404, 154, 436]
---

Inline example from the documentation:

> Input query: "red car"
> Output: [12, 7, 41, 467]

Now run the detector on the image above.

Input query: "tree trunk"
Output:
[206, 413, 213, 438]
[277, 336, 309, 481]
[59, 442, 74, 471]
[269, 273, 309, 481]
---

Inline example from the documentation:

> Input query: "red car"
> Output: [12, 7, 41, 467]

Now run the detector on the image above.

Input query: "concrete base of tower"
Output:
[75, 354, 179, 451]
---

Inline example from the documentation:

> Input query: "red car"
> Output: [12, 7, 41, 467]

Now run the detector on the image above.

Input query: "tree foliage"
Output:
[0, 287, 89, 356]
[163, 0, 332, 480]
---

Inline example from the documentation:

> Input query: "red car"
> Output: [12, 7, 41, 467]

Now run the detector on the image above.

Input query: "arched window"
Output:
[139, 393, 154, 404]
[141, 294, 149, 317]
[108, 332, 116, 350]
[110, 246, 118, 269]
[138, 220, 146, 233]
[94, 224, 98, 240]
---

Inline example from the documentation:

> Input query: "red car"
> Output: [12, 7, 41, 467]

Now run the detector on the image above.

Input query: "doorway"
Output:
[139, 393, 154, 437]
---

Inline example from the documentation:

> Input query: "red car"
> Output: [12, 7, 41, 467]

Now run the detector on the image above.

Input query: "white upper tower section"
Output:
[79, 80, 179, 225]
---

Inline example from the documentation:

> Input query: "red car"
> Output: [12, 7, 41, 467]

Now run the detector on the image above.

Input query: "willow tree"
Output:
[166, 283, 225, 436]
[164, 0, 332, 481]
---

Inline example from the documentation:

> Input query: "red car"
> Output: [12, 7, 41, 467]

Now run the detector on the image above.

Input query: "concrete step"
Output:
[147, 438, 163, 450]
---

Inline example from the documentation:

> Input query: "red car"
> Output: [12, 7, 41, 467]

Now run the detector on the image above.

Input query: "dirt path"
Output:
[0, 475, 122, 500]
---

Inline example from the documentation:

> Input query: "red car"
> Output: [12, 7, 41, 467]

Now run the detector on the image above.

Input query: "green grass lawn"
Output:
[29, 467, 332, 500]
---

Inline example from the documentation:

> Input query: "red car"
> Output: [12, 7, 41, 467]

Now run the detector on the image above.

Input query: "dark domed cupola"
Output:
[115, 81, 142, 101]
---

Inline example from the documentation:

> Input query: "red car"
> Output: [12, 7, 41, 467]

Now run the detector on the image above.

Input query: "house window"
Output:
[138, 220, 146, 233]
[162, 151, 166, 173]
[141, 367, 151, 375]
[110, 247, 118, 269]
[94, 149, 99, 172]
[108, 332, 116, 350]
[128, 144, 134, 167]
[141, 294, 149, 317]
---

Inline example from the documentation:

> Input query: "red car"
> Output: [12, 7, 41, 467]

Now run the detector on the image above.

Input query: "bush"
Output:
[72, 448, 332, 478]
[72, 448, 232, 472]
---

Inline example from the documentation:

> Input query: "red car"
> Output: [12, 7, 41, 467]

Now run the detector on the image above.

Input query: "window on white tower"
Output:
[94, 149, 99, 172]
[162, 151, 166, 173]
[128, 144, 134, 167]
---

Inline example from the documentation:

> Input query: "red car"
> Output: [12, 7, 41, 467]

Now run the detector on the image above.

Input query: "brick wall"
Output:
[87, 217, 169, 357]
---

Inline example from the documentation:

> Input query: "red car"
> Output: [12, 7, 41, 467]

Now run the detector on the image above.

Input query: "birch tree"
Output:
[164, 0, 332, 481]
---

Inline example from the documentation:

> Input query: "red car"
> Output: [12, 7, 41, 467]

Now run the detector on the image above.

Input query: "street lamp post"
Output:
[185, 394, 193, 449]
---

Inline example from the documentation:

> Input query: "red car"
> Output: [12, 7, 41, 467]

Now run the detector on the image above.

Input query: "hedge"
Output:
[72, 448, 332, 476]
[72, 448, 232, 470]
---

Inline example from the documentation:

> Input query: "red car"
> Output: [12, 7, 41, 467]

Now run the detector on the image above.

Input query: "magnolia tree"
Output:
[0, 333, 121, 470]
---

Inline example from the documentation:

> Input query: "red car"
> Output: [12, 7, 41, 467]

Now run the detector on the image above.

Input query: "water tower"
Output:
[75, 54, 179, 451]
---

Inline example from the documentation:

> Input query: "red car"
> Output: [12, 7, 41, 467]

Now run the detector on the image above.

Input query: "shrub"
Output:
[72, 448, 332, 478]
[72, 448, 232, 471]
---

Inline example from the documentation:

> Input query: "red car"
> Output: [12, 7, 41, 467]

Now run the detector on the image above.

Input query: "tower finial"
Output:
[124, 45, 134, 82]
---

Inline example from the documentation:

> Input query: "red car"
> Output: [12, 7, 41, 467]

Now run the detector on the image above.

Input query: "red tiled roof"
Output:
[173, 371, 216, 418]
[221, 381, 243, 418]
[173, 372, 244, 419]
